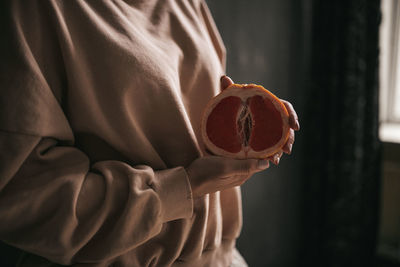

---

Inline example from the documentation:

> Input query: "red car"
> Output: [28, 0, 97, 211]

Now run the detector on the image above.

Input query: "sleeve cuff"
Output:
[153, 167, 194, 222]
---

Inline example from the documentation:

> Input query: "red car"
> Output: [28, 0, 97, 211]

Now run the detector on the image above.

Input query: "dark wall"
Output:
[206, 1, 312, 266]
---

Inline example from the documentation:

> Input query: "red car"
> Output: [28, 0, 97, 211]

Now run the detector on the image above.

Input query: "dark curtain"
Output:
[301, 1, 382, 267]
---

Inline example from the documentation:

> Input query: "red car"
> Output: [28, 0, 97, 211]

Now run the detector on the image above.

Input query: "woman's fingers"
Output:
[266, 128, 294, 165]
[282, 129, 295, 154]
[228, 158, 270, 175]
[281, 100, 300, 131]
[210, 157, 269, 176]
[186, 156, 270, 198]
[220, 75, 234, 91]
[267, 151, 283, 165]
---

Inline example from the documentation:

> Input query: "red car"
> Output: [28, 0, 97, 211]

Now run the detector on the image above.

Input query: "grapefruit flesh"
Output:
[206, 96, 242, 153]
[249, 95, 283, 151]
[201, 83, 289, 159]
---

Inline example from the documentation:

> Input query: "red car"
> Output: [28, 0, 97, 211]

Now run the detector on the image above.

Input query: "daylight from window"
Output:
[380, 0, 400, 142]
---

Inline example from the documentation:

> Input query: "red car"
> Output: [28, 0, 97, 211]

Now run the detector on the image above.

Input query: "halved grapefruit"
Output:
[201, 83, 290, 159]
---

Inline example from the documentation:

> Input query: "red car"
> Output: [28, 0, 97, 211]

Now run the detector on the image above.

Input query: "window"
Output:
[378, 0, 400, 263]
[380, 0, 400, 143]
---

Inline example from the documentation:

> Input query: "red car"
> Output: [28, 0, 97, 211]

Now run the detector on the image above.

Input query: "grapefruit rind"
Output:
[201, 83, 290, 159]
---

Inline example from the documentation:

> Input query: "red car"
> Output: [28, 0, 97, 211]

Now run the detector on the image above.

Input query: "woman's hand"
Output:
[186, 75, 300, 199]
[220, 75, 300, 165]
[186, 156, 270, 198]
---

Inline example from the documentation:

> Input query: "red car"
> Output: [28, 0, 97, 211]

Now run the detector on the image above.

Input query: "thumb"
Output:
[228, 158, 270, 175]
[220, 75, 234, 91]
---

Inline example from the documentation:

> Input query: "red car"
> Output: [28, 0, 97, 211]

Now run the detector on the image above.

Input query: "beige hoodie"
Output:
[0, 0, 243, 266]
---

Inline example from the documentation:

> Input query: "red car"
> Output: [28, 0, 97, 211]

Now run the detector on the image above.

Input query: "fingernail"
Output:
[288, 144, 293, 154]
[257, 159, 269, 170]
[295, 120, 300, 130]
[220, 75, 227, 81]
[273, 154, 280, 165]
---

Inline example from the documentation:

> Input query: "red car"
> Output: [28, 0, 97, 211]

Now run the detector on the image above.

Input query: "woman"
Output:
[0, 0, 299, 266]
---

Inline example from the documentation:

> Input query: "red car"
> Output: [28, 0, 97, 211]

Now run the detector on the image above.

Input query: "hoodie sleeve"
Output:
[0, 1, 193, 265]
[0, 131, 193, 265]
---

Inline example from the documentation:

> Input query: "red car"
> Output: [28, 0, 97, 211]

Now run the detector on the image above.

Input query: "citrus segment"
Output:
[248, 95, 283, 151]
[206, 96, 242, 153]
